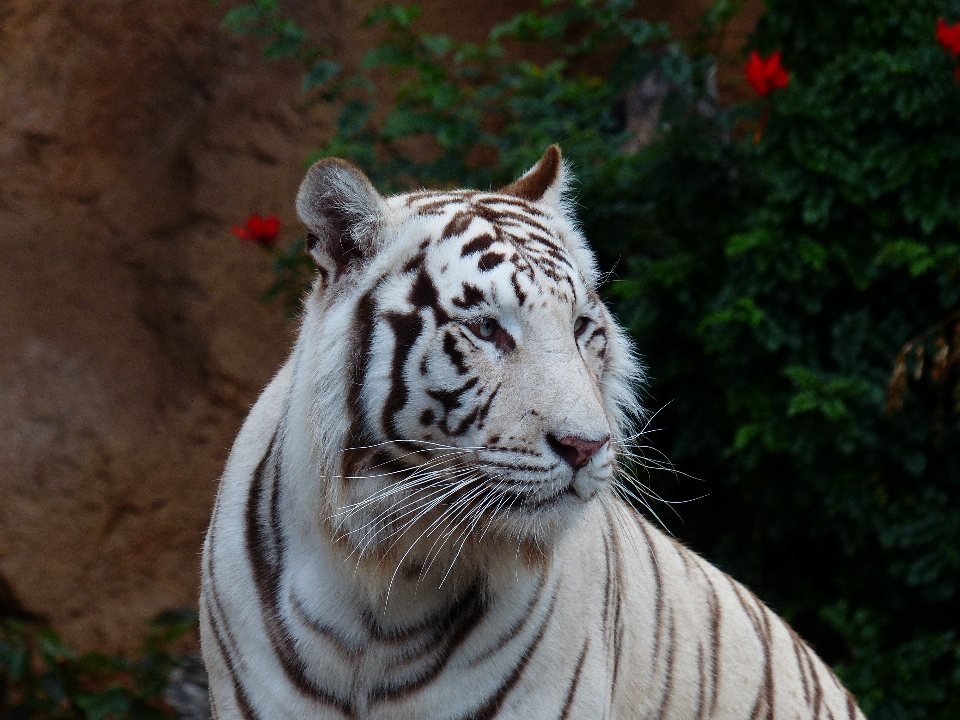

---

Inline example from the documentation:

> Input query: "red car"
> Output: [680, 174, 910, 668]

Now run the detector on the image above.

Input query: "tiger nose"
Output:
[546, 434, 610, 470]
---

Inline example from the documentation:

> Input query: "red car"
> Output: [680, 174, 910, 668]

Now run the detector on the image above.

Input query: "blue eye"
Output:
[574, 316, 589, 336]
[467, 317, 516, 352]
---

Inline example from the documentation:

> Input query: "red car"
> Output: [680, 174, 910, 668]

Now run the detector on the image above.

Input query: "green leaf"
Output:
[725, 229, 771, 256]
[700, 297, 766, 330]
[36, 629, 75, 662]
[303, 59, 340, 91]
[365, 4, 421, 29]
[0, 642, 29, 679]
[733, 423, 762, 450]
[222, 5, 265, 32]
[75, 686, 134, 720]
[263, 20, 307, 59]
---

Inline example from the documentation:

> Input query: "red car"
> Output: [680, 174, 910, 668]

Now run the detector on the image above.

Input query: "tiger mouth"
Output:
[502, 483, 578, 511]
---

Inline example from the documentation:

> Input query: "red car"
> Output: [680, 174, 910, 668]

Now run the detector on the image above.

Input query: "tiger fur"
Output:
[199, 146, 866, 720]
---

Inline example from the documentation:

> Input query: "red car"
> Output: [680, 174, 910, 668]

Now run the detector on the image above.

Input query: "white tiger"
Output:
[200, 146, 866, 720]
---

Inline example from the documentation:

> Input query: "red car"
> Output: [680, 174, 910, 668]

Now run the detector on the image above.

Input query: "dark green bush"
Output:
[226, 0, 960, 716]
[0, 610, 195, 719]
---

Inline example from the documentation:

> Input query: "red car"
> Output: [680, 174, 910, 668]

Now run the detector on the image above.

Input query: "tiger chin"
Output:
[200, 146, 865, 720]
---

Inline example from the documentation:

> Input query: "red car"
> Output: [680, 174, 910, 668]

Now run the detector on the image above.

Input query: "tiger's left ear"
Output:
[296, 158, 389, 282]
[499, 145, 567, 210]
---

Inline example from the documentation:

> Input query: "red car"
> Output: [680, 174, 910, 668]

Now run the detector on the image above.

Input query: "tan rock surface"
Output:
[0, 0, 758, 653]
[0, 0, 327, 652]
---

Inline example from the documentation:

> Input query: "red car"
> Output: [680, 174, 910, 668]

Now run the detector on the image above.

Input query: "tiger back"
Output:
[200, 146, 866, 720]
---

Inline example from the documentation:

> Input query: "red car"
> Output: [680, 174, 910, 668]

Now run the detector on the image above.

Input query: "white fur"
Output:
[200, 150, 864, 720]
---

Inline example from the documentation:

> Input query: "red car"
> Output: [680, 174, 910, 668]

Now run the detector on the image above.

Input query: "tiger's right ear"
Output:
[296, 158, 388, 281]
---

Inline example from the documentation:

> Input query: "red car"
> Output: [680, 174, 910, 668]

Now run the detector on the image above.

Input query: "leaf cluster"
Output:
[0, 610, 196, 720]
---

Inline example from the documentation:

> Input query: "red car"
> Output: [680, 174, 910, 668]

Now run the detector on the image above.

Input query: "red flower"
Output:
[232, 213, 280, 248]
[937, 17, 960, 55]
[745, 50, 790, 97]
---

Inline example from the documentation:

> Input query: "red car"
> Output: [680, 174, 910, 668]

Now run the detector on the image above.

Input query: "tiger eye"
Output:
[478, 318, 497, 338]
[574, 316, 588, 336]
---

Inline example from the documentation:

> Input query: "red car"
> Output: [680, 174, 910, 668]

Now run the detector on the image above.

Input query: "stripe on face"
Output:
[350, 191, 598, 465]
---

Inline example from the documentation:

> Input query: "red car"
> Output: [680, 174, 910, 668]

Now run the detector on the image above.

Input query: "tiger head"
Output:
[294, 146, 641, 571]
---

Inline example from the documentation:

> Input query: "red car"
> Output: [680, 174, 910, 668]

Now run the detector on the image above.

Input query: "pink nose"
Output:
[546, 434, 610, 470]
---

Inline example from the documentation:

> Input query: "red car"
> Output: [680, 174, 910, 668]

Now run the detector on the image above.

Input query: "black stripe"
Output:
[289, 591, 360, 660]
[368, 586, 486, 703]
[605, 508, 625, 694]
[477, 252, 506, 271]
[407, 189, 473, 205]
[693, 643, 707, 720]
[672, 537, 693, 574]
[402, 250, 426, 274]
[443, 331, 469, 374]
[509, 271, 528, 306]
[382, 309, 424, 438]
[703, 570, 722, 719]
[461, 234, 496, 256]
[600, 530, 611, 632]
[558, 639, 589, 720]
[364, 585, 482, 643]
[653, 610, 677, 720]
[728, 578, 773, 720]
[451, 401, 482, 436]
[245, 436, 355, 716]
[470, 572, 546, 666]
[203, 598, 259, 720]
[790, 628, 812, 707]
[488, 209, 551, 235]
[343, 290, 377, 477]
[415, 193, 476, 215]
[463, 590, 559, 720]
[634, 513, 665, 664]
[409, 267, 439, 308]
[204, 497, 260, 720]
[484, 195, 546, 216]
[756, 592, 776, 720]
[426, 377, 480, 436]
[452, 283, 487, 310]
[473, 383, 500, 430]
[442, 210, 475, 238]
[805, 644, 825, 720]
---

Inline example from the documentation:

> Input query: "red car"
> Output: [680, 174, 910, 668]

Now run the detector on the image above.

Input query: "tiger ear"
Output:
[296, 158, 388, 280]
[499, 145, 567, 209]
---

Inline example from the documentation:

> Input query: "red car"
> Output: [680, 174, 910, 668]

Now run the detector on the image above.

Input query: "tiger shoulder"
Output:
[200, 145, 866, 720]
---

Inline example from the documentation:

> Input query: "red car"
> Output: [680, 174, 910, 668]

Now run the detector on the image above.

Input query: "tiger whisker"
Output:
[349, 468, 482, 548]
[378, 474, 487, 559]
[477, 479, 513, 542]
[417, 480, 495, 582]
[384, 476, 490, 602]
[611, 478, 674, 536]
[351, 486, 467, 572]
[332, 457, 474, 510]
[343, 439, 486, 453]
[326, 448, 473, 482]
[437, 478, 510, 588]
[334, 453, 506, 509]
[342, 469, 481, 556]
[332, 466, 463, 523]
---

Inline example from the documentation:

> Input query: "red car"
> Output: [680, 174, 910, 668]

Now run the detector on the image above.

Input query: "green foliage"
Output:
[226, 0, 960, 716]
[0, 609, 196, 719]
[221, 0, 348, 95]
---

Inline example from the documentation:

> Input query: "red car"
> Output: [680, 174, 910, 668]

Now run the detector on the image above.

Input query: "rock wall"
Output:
[0, 0, 758, 652]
